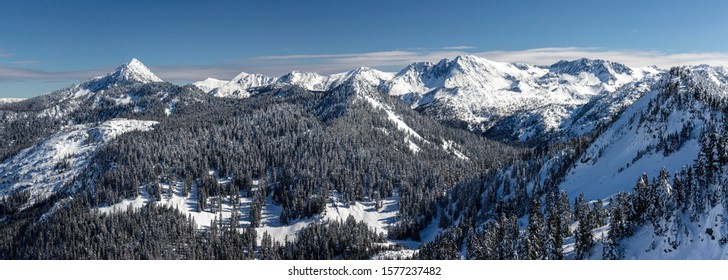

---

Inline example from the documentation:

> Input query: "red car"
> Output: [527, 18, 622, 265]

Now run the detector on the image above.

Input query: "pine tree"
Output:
[574, 193, 588, 224]
[631, 174, 650, 224]
[574, 193, 594, 260]
[545, 193, 565, 260]
[524, 199, 545, 260]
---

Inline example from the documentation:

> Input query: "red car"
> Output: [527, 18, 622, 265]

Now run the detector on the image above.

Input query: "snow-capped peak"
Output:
[325, 67, 394, 97]
[205, 72, 276, 98]
[230, 72, 276, 87]
[342, 67, 394, 85]
[111, 58, 163, 84]
[81, 58, 163, 92]
[278, 71, 332, 91]
[549, 58, 633, 83]
[193, 78, 229, 93]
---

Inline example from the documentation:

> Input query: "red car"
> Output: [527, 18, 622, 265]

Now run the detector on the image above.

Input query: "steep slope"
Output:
[195, 55, 661, 142]
[11, 56, 728, 260]
[385, 55, 661, 141]
[203, 67, 394, 99]
[76, 58, 163, 93]
[559, 67, 724, 201]
[0, 59, 203, 195]
[11, 58, 168, 119]
[208, 72, 276, 98]
[77, 82, 518, 248]
[277, 71, 343, 91]
[0, 118, 158, 205]
[411, 66, 728, 261]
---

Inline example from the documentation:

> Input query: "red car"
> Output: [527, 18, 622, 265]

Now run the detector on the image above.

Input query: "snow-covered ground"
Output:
[190, 55, 663, 141]
[385, 55, 660, 139]
[0, 98, 26, 104]
[560, 89, 710, 201]
[362, 95, 426, 153]
[98, 179, 401, 246]
[619, 206, 728, 259]
[200, 66, 394, 99]
[560, 206, 728, 260]
[193, 78, 228, 93]
[0, 118, 158, 204]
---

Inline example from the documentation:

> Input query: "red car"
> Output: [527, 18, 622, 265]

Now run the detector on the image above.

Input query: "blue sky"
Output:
[2, 0, 728, 97]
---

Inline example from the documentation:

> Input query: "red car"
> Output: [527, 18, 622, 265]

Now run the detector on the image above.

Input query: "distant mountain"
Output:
[0, 98, 26, 104]
[83, 58, 163, 92]
[192, 78, 228, 94]
[196, 67, 394, 97]
[0, 59, 203, 204]
[38, 58, 168, 108]
[206, 72, 276, 98]
[277, 71, 341, 91]
[384, 55, 661, 141]
[195, 55, 660, 142]
[7, 56, 728, 260]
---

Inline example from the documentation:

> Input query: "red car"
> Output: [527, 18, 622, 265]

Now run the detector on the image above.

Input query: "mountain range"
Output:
[195, 55, 661, 142]
[2, 55, 728, 260]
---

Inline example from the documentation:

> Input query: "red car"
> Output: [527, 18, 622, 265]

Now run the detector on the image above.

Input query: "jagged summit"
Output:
[549, 58, 633, 82]
[190, 54, 659, 141]
[81, 58, 163, 92]
[278, 71, 333, 91]
[338, 66, 393, 87]
[110, 58, 163, 84]
[229, 72, 275, 87]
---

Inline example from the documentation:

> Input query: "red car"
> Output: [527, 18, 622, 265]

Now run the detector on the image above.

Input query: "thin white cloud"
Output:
[442, 46, 476, 50]
[244, 47, 728, 76]
[475, 48, 728, 68]
[151, 65, 245, 81]
[0, 67, 104, 81]
[10, 60, 42, 65]
[4, 47, 728, 84]
[0, 49, 12, 57]
[244, 50, 463, 75]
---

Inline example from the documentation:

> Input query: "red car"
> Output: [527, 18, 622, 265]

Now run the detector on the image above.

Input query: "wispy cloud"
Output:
[243, 49, 464, 75]
[0, 49, 13, 57]
[474, 47, 728, 68]
[4, 47, 728, 84]
[0, 67, 104, 82]
[10, 60, 43, 65]
[151, 65, 247, 81]
[241, 47, 728, 76]
[442, 46, 476, 50]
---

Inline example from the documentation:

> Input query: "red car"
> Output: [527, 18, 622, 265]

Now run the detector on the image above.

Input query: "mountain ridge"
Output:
[5, 57, 728, 260]
[192, 55, 663, 142]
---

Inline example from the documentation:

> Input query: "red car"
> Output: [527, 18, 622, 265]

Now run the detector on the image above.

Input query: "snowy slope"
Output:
[21, 58, 168, 120]
[98, 180, 400, 245]
[360, 95, 428, 153]
[333, 67, 394, 92]
[82, 58, 162, 93]
[193, 78, 228, 93]
[558, 70, 660, 138]
[204, 67, 395, 98]
[0, 98, 26, 104]
[278, 71, 343, 91]
[619, 206, 728, 259]
[0, 118, 158, 204]
[209, 72, 276, 98]
[109, 58, 163, 84]
[385, 55, 660, 140]
[560, 68, 723, 201]
[192, 55, 662, 142]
